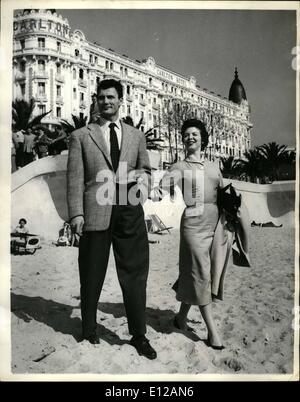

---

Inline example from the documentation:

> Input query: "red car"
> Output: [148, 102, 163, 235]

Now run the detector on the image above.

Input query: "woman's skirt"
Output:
[173, 203, 220, 306]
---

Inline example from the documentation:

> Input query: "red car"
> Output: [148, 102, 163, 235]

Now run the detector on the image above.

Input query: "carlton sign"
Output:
[14, 18, 70, 38]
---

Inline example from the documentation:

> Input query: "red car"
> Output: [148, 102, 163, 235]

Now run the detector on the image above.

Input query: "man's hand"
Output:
[70, 216, 84, 236]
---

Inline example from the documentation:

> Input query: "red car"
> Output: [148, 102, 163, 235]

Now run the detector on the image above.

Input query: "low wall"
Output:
[11, 155, 296, 240]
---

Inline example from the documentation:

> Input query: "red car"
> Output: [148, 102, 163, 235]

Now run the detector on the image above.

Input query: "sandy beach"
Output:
[10, 226, 295, 376]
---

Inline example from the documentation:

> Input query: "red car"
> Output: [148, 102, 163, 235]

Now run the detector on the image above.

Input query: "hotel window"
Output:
[38, 82, 45, 95]
[124, 68, 128, 76]
[73, 68, 76, 79]
[57, 41, 61, 52]
[126, 85, 130, 95]
[153, 115, 157, 125]
[127, 106, 131, 115]
[20, 83, 25, 97]
[153, 97, 156, 104]
[135, 109, 138, 117]
[38, 60, 45, 71]
[110, 62, 113, 70]
[75, 49, 79, 57]
[95, 56, 98, 64]
[79, 112, 84, 120]
[153, 129, 158, 138]
[56, 107, 61, 118]
[140, 94, 144, 100]
[148, 112, 152, 120]
[89, 54, 93, 63]
[20, 39, 25, 50]
[120, 66, 123, 76]
[105, 60, 109, 69]
[38, 105, 46, 114]
[149, 77, 152, 86]
[20, 61, 26, 72]
[79, 69, 84, 79]
[56, 85, 61, 96]
[80, 92, 84, 101]
[141, 111, 144, 120]
[56, 63, 61, 74]
[38, 38, 45, 48]
[73, 88, 77, 99]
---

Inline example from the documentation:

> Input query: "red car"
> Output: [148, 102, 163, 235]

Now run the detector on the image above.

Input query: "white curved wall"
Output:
[11, 155, 296, 240]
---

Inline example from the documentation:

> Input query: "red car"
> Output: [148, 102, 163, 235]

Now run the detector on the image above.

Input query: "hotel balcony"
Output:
[56, 96, 64, 105]
[78, 79, 87, 88]
[35, 94, 47, 102]
[55, 75, 65, 83]
[79, 100, 87, 108]
[33, 71, 49, 80]
[139, 99, 146, 107]
[152, 103, 160, 111]
[126, 95, 133, 102]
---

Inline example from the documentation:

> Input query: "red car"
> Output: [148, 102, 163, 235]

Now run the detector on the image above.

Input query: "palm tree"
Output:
[144, 127, 164, 150]
[259, 142, 290, 181]
[122, 115, 163, 150]
[238, 148, 264, 183]
[278, 149, 296, 180]
[220, 156, 240, 179]
[12, 98, 51, 131]
[60, 114, 88, 135]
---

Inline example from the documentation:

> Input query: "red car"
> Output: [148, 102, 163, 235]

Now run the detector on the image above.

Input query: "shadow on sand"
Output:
[11, 293, 201, 345]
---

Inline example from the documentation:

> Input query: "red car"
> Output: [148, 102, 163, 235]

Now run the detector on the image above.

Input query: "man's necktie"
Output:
[109, 122, 120, 172]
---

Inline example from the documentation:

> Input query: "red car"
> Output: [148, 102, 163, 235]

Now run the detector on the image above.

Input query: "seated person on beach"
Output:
[251, 220, 282, 228]
[13, 218, 29, 234]
[56, 222, 72, 246]
[11, 218, 30, 252]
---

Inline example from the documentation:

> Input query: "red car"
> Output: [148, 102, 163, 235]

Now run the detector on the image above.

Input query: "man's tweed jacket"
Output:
[67, 122, 151, 231]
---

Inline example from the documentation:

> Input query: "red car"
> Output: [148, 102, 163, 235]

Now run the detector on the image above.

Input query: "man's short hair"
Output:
[97, 79, 123, 99]
[181, 119, 209, 150]
[19, 218, 27, 224]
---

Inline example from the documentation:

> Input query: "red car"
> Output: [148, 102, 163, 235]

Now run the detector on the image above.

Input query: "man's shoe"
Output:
[82, 333, 100, 345]
[130, 336, 157, 360]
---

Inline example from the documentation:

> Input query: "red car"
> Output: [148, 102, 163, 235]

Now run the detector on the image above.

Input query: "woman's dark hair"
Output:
[97, 79, 123, 99]
[181, 119, 209, 150]
[19, 218, 27, 224]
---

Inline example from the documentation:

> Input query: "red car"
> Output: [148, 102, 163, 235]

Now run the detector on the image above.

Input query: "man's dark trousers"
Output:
[78, 203, 149, 338]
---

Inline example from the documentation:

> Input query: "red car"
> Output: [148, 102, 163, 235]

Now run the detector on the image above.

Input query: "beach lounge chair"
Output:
[147, 214, 172, 234]
[11, 233, 41, 254]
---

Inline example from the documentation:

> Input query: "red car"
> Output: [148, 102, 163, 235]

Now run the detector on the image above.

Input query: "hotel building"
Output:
[13, 9, 253, 164]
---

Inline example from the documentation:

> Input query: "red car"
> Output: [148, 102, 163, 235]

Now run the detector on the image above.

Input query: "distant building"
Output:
[13, 9, 253, 164]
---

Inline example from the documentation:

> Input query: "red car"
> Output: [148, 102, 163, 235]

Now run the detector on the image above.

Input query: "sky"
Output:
[59, 8, 297, 147]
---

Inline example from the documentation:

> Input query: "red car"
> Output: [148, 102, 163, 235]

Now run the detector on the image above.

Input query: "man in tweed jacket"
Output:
[67, 79, 157, 359]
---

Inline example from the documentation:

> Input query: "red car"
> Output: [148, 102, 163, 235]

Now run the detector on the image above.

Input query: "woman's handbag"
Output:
[217, 183, 241, 224]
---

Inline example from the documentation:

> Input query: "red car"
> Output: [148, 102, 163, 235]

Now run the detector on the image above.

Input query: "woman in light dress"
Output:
[155, 119, 233, 349]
